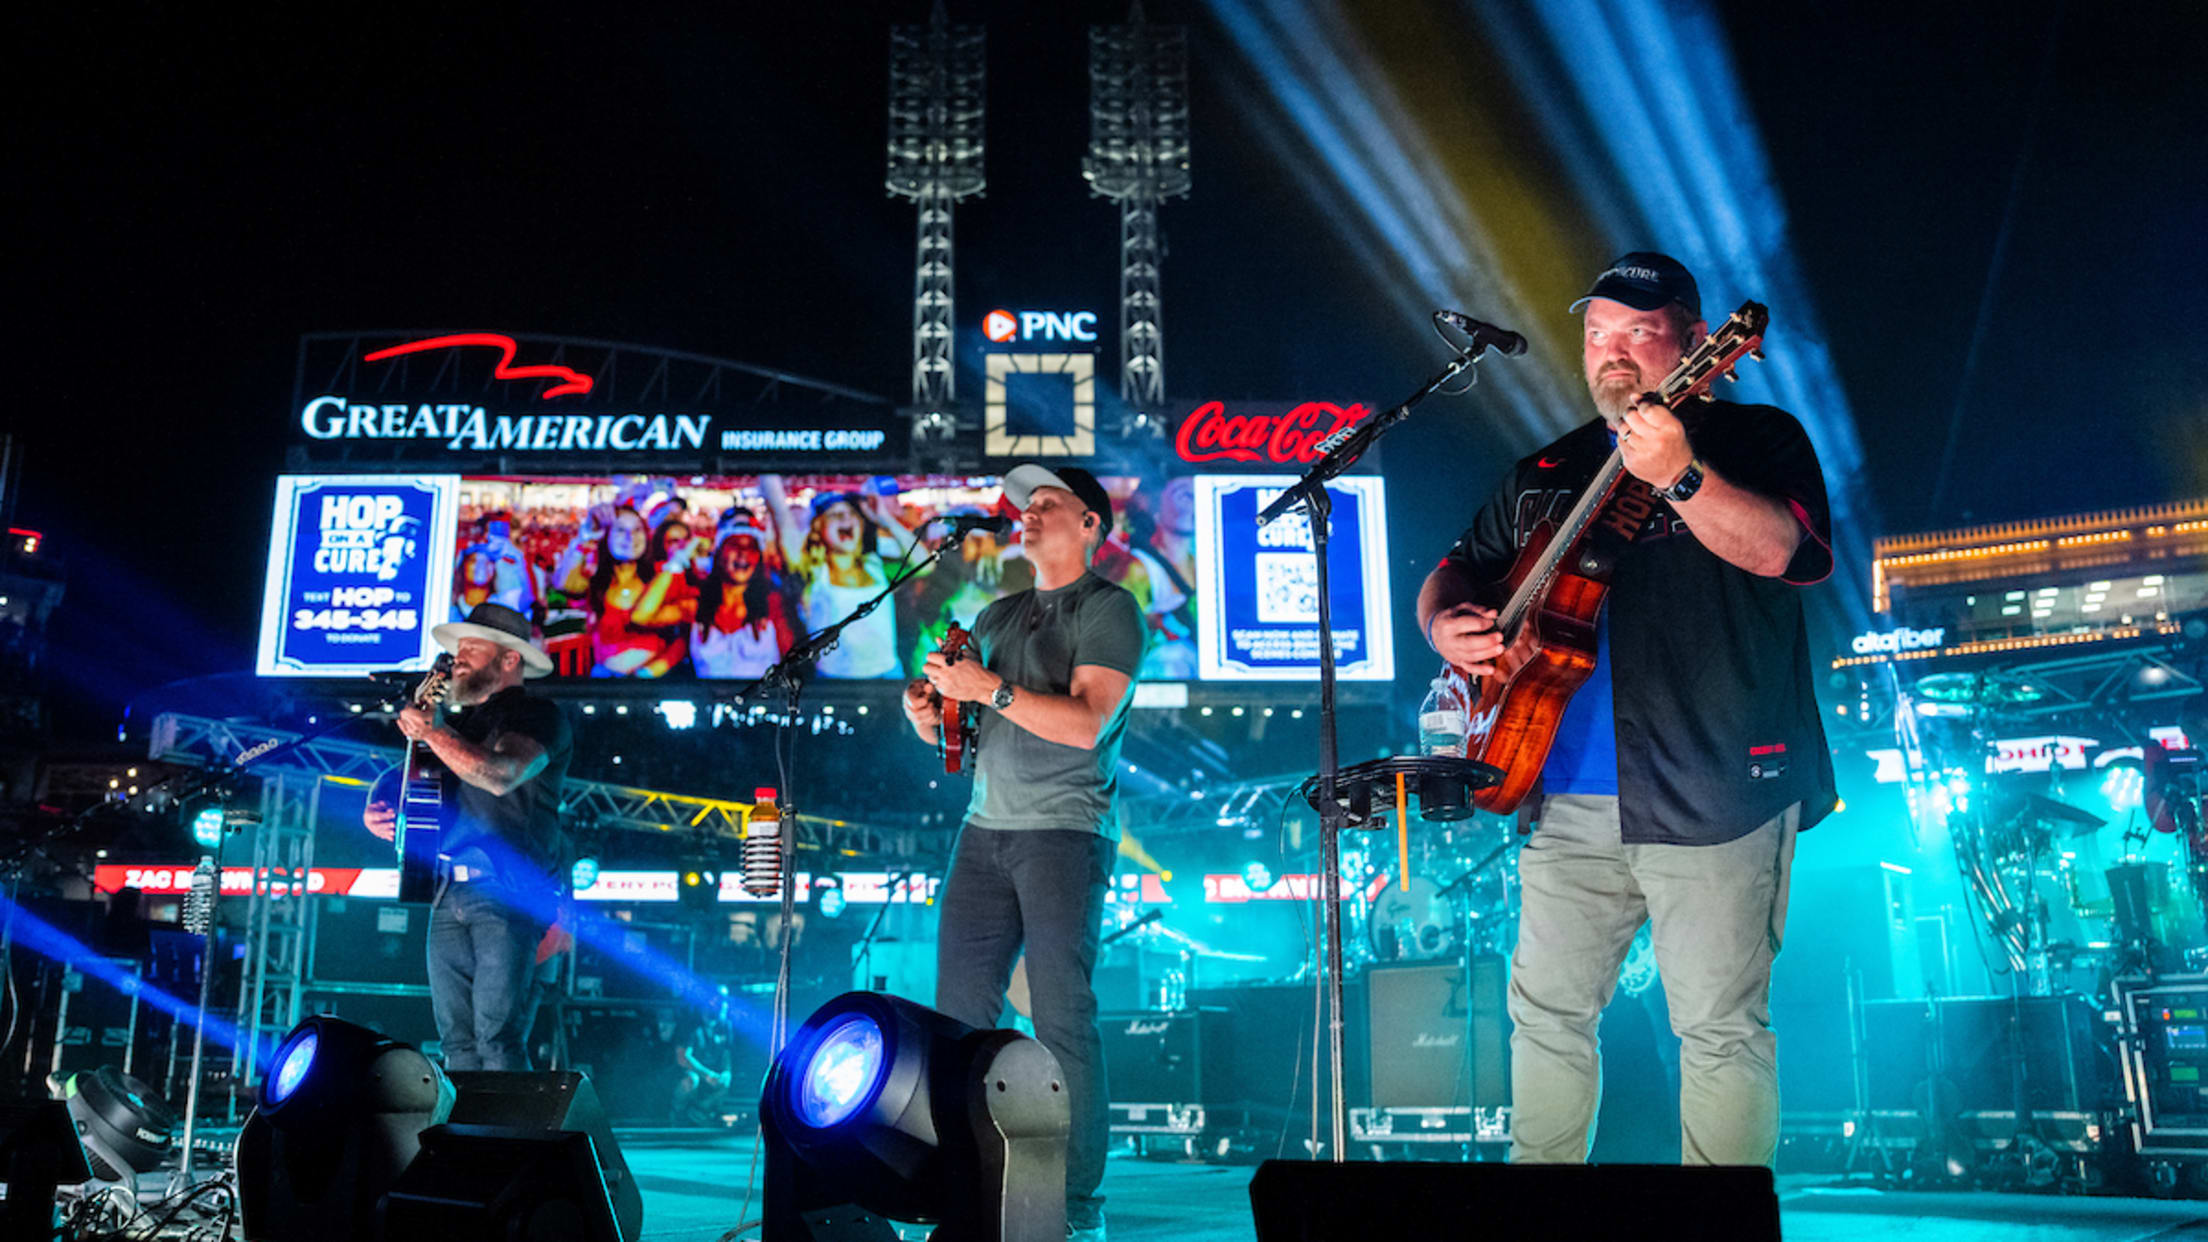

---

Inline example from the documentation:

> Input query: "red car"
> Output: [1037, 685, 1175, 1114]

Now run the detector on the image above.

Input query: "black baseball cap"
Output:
[1569, 251, 1701, 320]
[1002, 464, 1114, 540]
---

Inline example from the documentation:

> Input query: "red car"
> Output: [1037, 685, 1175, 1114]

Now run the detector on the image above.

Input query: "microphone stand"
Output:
[735, 531, 959, 1060]
[1256, 331, 1506, 1159]
[852, 866, 918, 990]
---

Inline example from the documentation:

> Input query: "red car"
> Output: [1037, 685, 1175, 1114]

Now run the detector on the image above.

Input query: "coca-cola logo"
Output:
[1176, 400, 1372, 465]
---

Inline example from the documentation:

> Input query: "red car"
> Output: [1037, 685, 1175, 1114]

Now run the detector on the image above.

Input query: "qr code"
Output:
[1255, 552, 1319, 623]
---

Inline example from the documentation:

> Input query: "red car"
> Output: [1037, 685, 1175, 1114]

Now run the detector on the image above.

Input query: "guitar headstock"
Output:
[939, 622, 975, 662]
[414, 653, 456, 710]
[1657, 301, 1769, 406]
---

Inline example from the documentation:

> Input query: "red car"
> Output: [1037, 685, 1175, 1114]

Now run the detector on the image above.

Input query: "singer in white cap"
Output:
[902, 464, 1143, 1242]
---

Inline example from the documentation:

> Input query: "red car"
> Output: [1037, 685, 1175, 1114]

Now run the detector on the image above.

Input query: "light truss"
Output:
[147, 713, 912, 856]
[888, 0, 986, 414]
[1086, 2, 1191, 419]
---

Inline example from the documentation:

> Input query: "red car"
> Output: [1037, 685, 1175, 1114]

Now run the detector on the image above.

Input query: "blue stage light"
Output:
[762, 992, 1070, 1241]
[795, 1014, 886, 1129]
[268, 1029, 318, 1105]
[191, 806, 224, 849]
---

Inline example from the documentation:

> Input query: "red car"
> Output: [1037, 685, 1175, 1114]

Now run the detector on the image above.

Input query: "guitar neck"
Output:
[1494, 313, 1755, 636]
[1500, 451, 1627, 634]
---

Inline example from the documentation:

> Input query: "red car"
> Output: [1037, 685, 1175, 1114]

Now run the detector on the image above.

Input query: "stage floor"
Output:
[619, 1132, 2208, 1241]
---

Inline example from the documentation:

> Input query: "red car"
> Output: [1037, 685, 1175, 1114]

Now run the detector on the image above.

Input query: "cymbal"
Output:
[1915, 671, 2047, 706]
[1994, 791, 2106, 835]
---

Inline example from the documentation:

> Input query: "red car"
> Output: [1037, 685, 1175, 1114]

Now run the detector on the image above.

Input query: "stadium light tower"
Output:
[1085, 0, 1191, 434]
[887, 0, 986, 449]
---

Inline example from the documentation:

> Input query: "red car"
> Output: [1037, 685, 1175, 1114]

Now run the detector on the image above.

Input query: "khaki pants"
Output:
[1507, 794, 1797, 1165]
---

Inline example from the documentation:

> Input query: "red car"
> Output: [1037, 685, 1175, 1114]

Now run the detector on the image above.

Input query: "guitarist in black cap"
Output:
[364, 602, 573, 1070]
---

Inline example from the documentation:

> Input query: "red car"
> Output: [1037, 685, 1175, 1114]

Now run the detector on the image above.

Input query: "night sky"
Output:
[15, 1, 2206, 743]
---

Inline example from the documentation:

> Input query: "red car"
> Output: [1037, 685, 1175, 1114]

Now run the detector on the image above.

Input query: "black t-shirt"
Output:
[441, 686, 573, 889]
[679, 1018, 733, 1074]
[1442, 400, 1838, 845]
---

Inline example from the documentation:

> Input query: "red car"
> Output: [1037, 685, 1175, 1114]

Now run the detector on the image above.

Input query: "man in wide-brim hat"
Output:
[364, 602, 573, 1070]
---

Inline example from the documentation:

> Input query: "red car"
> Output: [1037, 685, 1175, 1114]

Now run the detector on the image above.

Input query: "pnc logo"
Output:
[984, 309, 1099, 344]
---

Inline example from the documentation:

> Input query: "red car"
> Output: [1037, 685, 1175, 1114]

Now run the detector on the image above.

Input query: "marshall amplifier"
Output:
[1103, 1009, 1212, 1106]
[1364, 958, 1510, 1110]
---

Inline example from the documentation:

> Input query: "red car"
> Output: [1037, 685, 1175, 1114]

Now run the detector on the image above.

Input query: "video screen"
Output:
[259, 470, 1391, 684]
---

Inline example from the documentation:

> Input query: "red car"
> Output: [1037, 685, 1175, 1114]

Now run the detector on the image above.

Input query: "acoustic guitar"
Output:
[932, 621, 979, 775]
[394, 653, 455, 903]
[1448, 302, 1771, 813]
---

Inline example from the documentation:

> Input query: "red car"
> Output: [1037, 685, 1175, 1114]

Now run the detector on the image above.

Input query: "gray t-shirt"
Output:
[963, 571, 1145, 838]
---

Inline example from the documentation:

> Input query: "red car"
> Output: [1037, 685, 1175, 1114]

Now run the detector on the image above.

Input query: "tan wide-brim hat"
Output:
[430, 602, 554, 678]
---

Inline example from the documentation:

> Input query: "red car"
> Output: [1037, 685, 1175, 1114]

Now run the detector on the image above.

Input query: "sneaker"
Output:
[1068, 1214, 1107, 1242]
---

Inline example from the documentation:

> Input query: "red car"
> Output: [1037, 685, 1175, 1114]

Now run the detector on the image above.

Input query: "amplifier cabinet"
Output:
[1861, 994, 2116, 1116]
[1102, 1009, 1214, 1107]
[1365, 959, 1510, 1111]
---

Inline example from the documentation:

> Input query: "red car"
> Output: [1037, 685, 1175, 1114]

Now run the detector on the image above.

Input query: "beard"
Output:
[449, 658, 507, 706]
[1589, 371, 1641, 422]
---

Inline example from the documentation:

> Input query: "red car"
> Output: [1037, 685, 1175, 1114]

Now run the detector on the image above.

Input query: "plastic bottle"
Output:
[743, 787, 783, 897]
[1417, 675, 1470, 757]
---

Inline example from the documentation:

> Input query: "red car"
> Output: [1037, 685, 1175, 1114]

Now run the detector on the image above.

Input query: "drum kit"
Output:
[1348, 814, 1520, 969]
[1900, 669, 2208, 988]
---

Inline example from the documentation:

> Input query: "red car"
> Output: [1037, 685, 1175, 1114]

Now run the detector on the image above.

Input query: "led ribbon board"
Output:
[1193, 474, 1393, 681]
[257, 475, 460, 677]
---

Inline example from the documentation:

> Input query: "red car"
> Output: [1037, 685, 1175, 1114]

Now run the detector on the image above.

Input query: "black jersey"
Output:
[1442, 399, 1838, 845]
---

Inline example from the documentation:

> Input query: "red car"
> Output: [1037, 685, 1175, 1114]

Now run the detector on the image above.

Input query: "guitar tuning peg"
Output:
[1724, 368, 1739, 383]
[1695, 391, 1716, 403]
[1750, 348, 1766, 361]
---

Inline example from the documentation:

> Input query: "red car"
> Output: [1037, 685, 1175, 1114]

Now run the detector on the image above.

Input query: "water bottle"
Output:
[743, 788, 783, 898]
[1417, 675, 1469, 757]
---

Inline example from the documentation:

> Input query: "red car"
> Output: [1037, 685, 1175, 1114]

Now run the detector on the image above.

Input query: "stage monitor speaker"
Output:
[443, 1070, 643, 1242]
[0, 1101, 92, 1239]
[379, 1125, 625, 1242]
[1247, 1159, 1780, 1240]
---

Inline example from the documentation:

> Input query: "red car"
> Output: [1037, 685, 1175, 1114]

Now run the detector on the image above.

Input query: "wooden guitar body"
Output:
[1459, 514, 1611, 814]
[933, 621, 979, 775]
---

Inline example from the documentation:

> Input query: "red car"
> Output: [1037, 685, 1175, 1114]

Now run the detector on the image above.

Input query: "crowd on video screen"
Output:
[449, 473, 1200, 681]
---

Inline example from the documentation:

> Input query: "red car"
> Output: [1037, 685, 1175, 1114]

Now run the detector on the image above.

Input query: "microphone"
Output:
[1433, 309, 1528, 357]
[938, 512, 1015, 538]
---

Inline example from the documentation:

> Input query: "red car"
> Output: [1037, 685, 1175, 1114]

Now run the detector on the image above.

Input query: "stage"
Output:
[617, 1132, 2208, 1241]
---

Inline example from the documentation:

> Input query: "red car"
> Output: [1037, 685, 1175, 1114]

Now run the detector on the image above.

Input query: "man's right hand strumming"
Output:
[902, 677, 943, 741]
[1428, 603, 1505, 677]
[364, 800, 398, 843]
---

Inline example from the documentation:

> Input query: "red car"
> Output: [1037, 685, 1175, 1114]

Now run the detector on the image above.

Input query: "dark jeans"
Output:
[935, 825, 1114, 1228]
[427, 880, 546, 1071]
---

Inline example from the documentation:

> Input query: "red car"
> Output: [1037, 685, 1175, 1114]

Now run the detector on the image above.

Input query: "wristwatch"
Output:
[990, 679, 1016, 711]
[1657, 457, 1706, 504]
